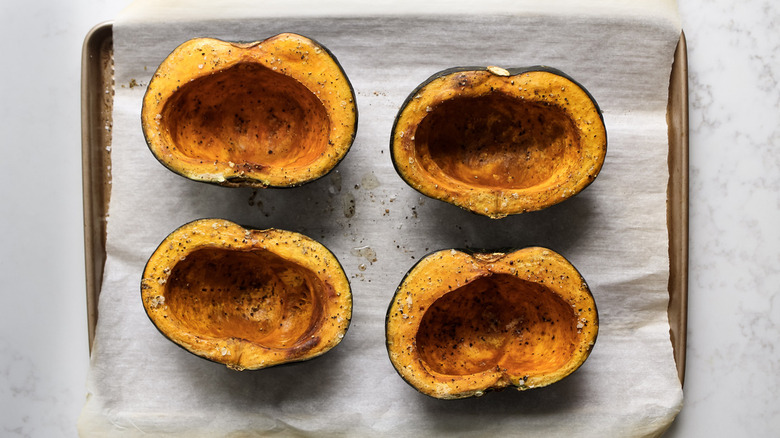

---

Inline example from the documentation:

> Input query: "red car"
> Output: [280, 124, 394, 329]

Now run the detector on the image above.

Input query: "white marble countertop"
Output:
[0, 0, 777, 436]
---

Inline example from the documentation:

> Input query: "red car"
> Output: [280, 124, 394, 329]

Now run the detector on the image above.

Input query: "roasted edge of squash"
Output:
[141, 33, 358, 188]
[140, 218, 352, 370]
[385, 247, 598, 399]
[390, 66, 607, 218]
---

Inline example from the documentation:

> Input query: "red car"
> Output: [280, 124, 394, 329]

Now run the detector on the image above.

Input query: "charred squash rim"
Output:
[385, 247, 598, 399]
[390, 66, 606, 218]
[141, 33, 358, 188]
[140, 218, 352, 370]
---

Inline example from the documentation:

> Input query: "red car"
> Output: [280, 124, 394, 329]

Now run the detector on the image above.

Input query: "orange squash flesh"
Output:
[164, 248, 326, 350]
[162, 64, 331, 174]
[391, 67, 606, 218]
[416, 274, 579, 376]
[386, 248, 598, 399]
[141, 219, 351, 370]
[142, 33, 357, 188]
[414, 95, 577, 190]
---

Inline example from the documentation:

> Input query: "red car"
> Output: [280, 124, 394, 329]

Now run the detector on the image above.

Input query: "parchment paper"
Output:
[79, 1, 684, 436]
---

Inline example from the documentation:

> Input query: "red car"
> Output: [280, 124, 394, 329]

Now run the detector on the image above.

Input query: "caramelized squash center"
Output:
[162, 62, 330, 170]
[164, 247, 325, 349]
[414, 94, 579, 189]
[416, 274, 578, 376]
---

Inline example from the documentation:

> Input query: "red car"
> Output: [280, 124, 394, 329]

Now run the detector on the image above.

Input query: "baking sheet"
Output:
[80, 2, 687, 436]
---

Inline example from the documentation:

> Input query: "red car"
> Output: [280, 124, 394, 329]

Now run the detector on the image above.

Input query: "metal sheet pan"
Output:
[81, 21, 688, 383]
[81, 21, 114, 352]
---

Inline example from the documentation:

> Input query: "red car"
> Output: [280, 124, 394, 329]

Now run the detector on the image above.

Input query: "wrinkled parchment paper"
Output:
[79, 1, 683, 436]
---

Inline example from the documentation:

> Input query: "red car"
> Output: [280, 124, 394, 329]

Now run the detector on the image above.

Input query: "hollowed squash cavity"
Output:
[162, 63, 330, 172]
[164, 247, 325, 349]
[416, 274, 577, 376]
[415, 95, 577, 190]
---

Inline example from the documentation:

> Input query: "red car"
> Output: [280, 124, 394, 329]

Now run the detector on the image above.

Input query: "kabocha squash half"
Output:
[141, 219, 351, 370]
[385, 247, 598, 399]
[391, 66, 606, 218]
[142, 33, 357, 188]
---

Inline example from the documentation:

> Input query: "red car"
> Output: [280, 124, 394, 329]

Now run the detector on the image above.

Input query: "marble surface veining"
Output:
[667, 0, 780, 436]
[0, 0, 778, 436]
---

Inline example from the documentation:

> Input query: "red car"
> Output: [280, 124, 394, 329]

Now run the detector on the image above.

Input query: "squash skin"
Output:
[385, 247, 598, 399]
[141, 219, 352, 370]
[390, 66, 606, 218]
[141, 33, 357, 188]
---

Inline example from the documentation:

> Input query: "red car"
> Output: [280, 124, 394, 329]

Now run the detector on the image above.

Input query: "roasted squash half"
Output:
[141, 219, 352, 370]
[386, 247, 598, 399]
[142, 33, 357, 188]
[391, 66, 606, 218]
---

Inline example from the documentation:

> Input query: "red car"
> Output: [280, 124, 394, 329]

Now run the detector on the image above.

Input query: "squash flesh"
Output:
[386, 248, 598, 399]
[142, 34, 357, 187]
[415, 95, 578, 190]
[417, 274, 577, 376]
[141, 219, 351, 370]
[163, 63, 330, 172]
[391, 67, 606, 217]
[165, 247, 325, 349]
